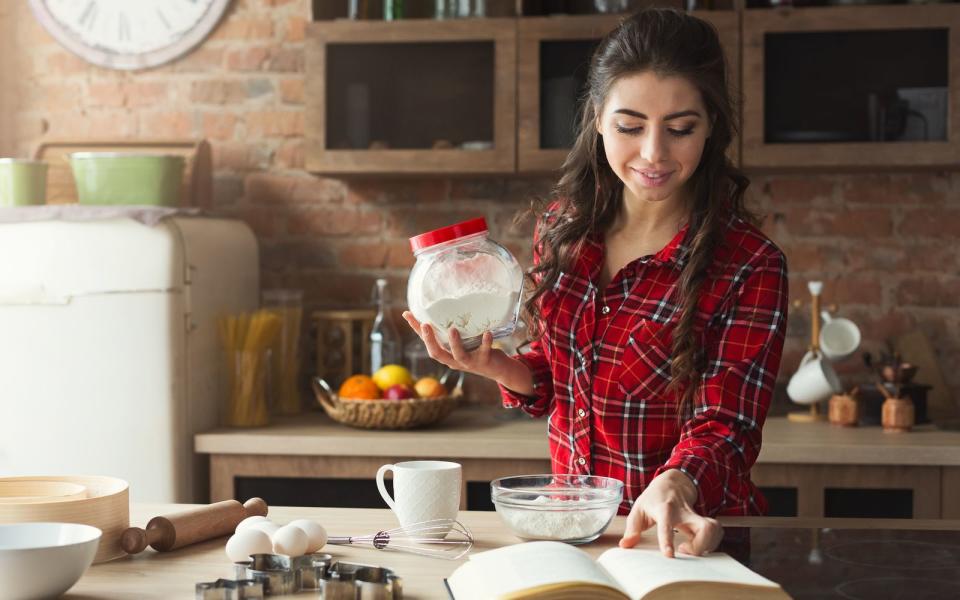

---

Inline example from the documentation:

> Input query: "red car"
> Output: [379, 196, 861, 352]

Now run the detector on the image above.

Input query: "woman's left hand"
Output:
[618, 469, 723, 558]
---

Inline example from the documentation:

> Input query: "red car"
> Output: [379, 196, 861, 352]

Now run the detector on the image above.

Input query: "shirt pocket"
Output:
[616, 320, 675, 409]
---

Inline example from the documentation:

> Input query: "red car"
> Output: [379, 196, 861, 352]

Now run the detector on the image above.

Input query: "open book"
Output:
[446, 541, 791, 600]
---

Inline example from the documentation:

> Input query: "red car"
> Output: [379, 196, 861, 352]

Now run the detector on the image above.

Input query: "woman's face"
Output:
[597, 71, 711, 207]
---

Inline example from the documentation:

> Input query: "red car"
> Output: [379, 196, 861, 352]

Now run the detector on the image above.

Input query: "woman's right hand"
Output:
[402, 311, 537, 396]
[401, 311, 504, 380]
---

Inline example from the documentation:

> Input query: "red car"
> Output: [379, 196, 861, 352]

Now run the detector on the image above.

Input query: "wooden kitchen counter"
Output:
[195, 407, 960, 519]
[67, 504, 960, 599]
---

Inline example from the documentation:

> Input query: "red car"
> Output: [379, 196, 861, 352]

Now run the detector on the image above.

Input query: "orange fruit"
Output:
[414, 377, 447, 399]
[338, 374, 381, 400]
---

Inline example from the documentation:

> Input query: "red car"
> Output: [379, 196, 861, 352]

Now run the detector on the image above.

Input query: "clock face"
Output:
[29, 0, 231, 70]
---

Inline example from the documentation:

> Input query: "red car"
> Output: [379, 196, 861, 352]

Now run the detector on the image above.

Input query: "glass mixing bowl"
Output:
[491, 474, 624, 544]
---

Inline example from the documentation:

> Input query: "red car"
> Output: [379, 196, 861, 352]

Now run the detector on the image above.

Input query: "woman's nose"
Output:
[640, 129, 667, 164]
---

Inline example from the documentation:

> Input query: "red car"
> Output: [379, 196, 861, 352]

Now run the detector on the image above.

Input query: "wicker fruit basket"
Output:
[312, 371, 464, 430]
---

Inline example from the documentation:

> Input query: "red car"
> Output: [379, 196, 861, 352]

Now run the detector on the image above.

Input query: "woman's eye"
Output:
[614, 125, 695, 137]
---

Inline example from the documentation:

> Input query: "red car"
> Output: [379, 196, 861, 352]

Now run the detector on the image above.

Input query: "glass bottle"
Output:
[369, 278, 402, 373]
[383, 0, 404, 20]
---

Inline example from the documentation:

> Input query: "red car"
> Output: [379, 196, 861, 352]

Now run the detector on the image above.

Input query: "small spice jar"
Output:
[828, 388, 859, 427]
[882, 397, 914, 433]
[407, 217, 524, 351]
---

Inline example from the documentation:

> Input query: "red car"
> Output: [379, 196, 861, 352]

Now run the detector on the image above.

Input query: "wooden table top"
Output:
[67, 505, 960, 599]
[195, 407, 960, 466]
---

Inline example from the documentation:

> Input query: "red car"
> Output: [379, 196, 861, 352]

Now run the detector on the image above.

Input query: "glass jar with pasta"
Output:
[262, 289, 304, 416]
[218, 310, 281, 427]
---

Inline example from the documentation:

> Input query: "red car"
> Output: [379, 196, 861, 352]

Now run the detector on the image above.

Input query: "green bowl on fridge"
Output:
[69, 153, 185, 206]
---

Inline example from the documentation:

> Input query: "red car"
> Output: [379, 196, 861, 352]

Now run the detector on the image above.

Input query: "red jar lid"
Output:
[409, 217, 488, 253]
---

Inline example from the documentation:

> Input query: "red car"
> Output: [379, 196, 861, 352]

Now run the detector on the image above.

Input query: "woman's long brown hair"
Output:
[524, 8, 757, 419]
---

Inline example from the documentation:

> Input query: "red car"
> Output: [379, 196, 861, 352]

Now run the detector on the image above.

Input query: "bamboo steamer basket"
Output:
[0, 475, 129, 563]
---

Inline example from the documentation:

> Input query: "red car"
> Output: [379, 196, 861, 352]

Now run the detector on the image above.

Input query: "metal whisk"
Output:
[327, 518, 474, 560]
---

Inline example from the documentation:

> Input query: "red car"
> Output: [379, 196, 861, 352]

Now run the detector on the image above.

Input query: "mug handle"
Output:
[376, 464, 397, 511]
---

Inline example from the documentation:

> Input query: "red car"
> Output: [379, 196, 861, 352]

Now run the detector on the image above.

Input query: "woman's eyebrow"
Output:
[613, 108, 701, 120]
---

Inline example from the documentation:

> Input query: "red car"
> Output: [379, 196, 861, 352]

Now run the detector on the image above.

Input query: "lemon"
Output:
[372, 364, 414, 391]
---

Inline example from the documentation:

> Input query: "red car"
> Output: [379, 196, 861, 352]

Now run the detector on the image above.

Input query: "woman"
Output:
[403, 8, 787, 558]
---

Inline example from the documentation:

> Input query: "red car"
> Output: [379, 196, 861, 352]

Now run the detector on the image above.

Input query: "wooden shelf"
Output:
[741, 4, 960, 170]
[305, 19, 517, 174]
[304, 6, 960, 174]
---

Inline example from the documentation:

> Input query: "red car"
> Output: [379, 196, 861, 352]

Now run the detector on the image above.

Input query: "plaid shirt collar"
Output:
[580, 223, 693, 281]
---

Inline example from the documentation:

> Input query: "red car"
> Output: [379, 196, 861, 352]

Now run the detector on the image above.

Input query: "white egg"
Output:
[289, 519, 328, 552]
[272, 523, 309, 556]
[235, 515, 271, 532]
[250, 520, 280, 538]
[225, 529, 273, 562]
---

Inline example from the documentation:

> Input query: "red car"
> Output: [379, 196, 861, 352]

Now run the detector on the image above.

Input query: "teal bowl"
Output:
[69, 153, 185, 206]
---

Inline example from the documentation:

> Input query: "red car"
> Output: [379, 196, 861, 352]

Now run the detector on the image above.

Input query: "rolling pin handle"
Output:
[120, 526, 163, 554]
[243, 497, 268, 517]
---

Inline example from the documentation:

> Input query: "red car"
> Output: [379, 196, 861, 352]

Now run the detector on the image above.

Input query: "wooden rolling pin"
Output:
[120, 497, 268, 554]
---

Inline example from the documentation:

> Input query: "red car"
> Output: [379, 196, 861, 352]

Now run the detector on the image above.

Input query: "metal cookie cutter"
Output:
[195, 578, 264, 600]
[320, 561, 403, 600]
[234, 552, 336, 595]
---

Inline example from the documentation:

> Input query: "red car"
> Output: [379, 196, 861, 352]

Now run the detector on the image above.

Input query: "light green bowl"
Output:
[0, 159, 48, 207]
[69, 153, 185, 206]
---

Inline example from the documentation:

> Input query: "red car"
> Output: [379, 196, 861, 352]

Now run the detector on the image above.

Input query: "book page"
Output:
[597, 548, 781, 600]
[457, 541, 623, 598]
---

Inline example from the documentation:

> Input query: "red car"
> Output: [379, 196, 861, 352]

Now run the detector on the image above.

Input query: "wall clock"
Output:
[28, 0, 232, 71]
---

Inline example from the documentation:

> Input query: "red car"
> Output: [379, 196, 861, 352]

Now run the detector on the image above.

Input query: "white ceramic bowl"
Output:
[491, 475, 624, 544]
[0, 522, 101, 600]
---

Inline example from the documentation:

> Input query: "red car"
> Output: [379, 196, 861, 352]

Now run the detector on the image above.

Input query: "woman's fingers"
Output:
[656, 512, 677, 558]
[618, 505, 654, 549]
[676, 517, 723, 556]
[421, 323, 457, 367]
[475, 331, 493, 365]
[401, 311, 422, 336]
[448, 328, 469, 364]
[407, 320, 496, 373]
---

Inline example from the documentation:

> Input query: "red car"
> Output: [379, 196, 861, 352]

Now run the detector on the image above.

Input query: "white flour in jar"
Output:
[499, 496, 614, 541]
[419, 252, 518, 338]
[424, 290, 519, 338]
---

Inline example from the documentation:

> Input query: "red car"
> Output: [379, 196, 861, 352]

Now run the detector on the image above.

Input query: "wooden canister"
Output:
[312, 308, 376, 388]
[829, 393, 859, 427]
[882, 397, 914, 433]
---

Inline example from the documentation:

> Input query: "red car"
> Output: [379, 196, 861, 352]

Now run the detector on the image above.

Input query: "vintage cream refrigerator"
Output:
[0, 216, 259, 502]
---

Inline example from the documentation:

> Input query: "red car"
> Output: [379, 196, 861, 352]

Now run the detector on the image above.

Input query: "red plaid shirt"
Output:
[499, 215, 788, 517]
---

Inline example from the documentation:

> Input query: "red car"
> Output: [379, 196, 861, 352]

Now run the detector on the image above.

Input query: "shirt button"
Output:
[577, 408, 586, 418]
[601, 305, 611, 315]
[577, 457, 586, 466]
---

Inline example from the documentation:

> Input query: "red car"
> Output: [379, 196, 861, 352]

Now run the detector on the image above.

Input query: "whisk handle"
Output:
[327, 536, 353, 545]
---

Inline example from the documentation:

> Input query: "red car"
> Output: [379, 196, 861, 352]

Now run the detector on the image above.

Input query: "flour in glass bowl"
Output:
[498, 496, 615, 541]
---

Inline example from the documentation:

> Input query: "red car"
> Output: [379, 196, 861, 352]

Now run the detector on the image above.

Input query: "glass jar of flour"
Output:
[407, 217, 523, 351]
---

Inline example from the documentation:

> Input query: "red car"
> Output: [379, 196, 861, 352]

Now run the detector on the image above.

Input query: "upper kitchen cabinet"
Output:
[305, 19, 517, 175]
[516, 10, 739, 173]
[742, 5, 960, 170]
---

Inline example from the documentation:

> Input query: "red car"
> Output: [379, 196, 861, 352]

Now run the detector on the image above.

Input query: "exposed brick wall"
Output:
[0, 0, 957, 409]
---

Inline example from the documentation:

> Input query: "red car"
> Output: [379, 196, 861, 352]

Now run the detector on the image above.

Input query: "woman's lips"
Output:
[631, 168, 674, 188]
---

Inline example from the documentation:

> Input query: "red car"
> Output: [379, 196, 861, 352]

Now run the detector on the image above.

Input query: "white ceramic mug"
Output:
[376, 460, 461, 530]
[819, 311, 861, 362]
[787, 351, 842, 405]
